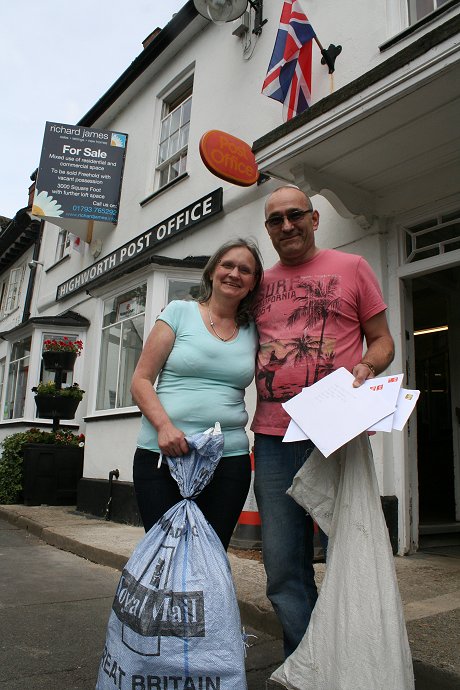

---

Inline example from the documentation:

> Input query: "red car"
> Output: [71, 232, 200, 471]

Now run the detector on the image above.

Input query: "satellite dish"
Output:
[194, 0, 248, 24]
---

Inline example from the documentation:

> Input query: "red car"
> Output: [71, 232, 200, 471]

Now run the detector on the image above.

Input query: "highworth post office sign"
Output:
[56, 188, 223, 301]
[32, 122, 128, 238]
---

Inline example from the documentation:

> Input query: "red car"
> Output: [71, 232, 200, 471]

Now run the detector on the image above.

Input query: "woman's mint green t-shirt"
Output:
[136, 300, 257, 456]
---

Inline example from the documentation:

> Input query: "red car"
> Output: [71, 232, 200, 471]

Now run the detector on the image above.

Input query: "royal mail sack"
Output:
[96, 425, 247, 690]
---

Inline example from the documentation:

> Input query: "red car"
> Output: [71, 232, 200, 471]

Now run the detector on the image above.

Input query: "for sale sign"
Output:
[32, 121, 128, 237]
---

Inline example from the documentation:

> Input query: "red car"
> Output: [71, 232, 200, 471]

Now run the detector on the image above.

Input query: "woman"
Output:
[131, 238, 263, 550]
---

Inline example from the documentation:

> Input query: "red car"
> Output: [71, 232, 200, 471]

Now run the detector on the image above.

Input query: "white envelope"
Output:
[365, 373, 404, 432]
[391, 388, 420, 430]
[282, 368, 397, 457]
[283, 418, 310, 442]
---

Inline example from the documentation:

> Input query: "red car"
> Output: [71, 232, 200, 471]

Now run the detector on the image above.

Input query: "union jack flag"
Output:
[262, 0, 316, 121]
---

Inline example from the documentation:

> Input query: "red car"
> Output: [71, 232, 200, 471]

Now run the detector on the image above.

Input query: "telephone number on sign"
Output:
[72, 205, 116, 216]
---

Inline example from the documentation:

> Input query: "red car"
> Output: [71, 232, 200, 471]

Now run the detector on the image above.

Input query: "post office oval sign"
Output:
[199, 130, 259, 186]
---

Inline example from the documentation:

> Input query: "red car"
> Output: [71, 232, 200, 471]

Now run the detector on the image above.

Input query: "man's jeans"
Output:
[254, 433, 318, 658]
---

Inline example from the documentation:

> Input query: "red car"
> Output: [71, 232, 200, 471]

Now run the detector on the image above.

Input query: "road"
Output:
[2, 516, 458, 690]
[0, 517, 281, 689]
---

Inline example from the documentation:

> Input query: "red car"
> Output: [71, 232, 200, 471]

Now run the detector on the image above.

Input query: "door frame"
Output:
[397, 250, 460, 547]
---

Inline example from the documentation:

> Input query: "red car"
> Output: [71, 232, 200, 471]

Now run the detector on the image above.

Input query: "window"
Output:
[96, 285, 147, 410]
[408, 0, 450, 23]
[4, 337, 31, 419]
[0, 358, 5, 414]
[167, 279, 200, 303]
[39, 332, 77, 387]
[403, 209, 460, 263]
[0, 280, 7, 315]
[1, 266, 24, 316]
[156, 77, 193, 189]
[55, 229, 70, 262]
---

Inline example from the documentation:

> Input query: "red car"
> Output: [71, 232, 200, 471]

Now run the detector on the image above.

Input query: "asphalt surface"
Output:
[0, 518, 282, 689]
[0, 520, 119, 689]
[1, 504, 459, 689]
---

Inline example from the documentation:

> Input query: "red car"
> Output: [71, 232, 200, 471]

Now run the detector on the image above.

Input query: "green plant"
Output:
[43, 337, 83, 355]
[32, 382, 85, 401]
[0, 432, 28, 503]
[23, 428, 85, 447]
[0, 428, 85, 504]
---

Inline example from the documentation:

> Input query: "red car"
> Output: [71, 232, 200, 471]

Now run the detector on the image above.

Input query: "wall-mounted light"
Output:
[194, 0, 266, 34]
[414, 325, 448, 336]
[28, 260, 44, 270]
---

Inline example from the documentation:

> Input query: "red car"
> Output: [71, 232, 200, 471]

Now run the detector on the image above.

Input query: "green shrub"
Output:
[0, 432, 28, 504]
[0, 428, 85, 504]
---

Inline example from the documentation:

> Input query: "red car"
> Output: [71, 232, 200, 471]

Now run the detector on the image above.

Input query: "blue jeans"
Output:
[254, 434, 318, 658]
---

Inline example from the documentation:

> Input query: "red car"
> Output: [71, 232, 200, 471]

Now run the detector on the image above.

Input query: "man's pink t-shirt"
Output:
[251, 249, 387, 436]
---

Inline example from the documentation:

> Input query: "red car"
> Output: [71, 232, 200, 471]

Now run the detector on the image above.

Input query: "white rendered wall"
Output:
[25, 2, 432, 532]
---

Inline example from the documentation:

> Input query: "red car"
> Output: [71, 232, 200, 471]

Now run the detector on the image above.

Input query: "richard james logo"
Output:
[111, 133, 127, 148]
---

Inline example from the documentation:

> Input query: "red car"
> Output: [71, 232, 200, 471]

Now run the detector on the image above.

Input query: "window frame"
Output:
[155, 74, 194, 192]
[95, 282, 148, 412]
[0, 280, 8, 316]
[39, 331, 79, 389]
[380, 0, 458, 52]
[407, 0, 451, 24]
[55, 229, 71, 263]
[1, 265, 25, 317]
[402, 209, 460, 264]
[0, 358, 5, 419]
[87, 269, 202, 418]
[3, 336, 31, 420]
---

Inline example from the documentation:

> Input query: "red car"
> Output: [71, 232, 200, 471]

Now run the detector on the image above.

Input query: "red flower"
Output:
[43, 338, 83, 355]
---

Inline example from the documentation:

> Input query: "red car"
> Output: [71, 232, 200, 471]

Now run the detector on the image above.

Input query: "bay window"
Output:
[4, 337, 31, 419]
[96, 285, 146, 410]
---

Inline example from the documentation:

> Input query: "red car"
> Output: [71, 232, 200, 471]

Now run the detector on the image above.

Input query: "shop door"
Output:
[411, 266, 460, 528]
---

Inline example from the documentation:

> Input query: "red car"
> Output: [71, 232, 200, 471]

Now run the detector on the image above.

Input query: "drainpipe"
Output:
[104, 469, 120, 521]
[22, 218, 43, 323]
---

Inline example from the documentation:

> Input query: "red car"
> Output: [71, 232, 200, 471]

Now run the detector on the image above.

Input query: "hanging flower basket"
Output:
[33, 382, 85, 420]
[42, 350, 78, 372]
[42, 337, 83, 371]
[34, 394, 81, 420]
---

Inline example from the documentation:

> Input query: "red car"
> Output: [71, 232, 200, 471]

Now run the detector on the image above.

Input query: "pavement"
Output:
[1, 503, 459, 685]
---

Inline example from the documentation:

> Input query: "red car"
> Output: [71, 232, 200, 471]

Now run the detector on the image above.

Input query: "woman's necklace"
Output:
[207, 305, 238, 342]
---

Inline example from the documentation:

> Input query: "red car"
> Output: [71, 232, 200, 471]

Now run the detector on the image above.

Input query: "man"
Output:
[252, 186, 394, 657]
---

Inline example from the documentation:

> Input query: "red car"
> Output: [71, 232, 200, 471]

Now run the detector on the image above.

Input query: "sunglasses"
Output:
[265, 208, 313, 231]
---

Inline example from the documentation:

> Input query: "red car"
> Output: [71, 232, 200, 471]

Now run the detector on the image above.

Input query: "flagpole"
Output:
[313, 37, 342, 75]
[261, 2, 341, 118]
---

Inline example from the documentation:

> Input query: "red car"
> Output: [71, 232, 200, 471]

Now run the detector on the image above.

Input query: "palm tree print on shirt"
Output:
[287, 276, 340, 383]
[286, 334, 320, 387]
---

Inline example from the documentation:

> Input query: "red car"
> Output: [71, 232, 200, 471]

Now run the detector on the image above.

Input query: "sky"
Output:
[0, 0, 188, 219]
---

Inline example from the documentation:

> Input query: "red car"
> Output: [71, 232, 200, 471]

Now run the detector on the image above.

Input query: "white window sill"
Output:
[140, 172, 189, 208]
[84, 408, 141, 422]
